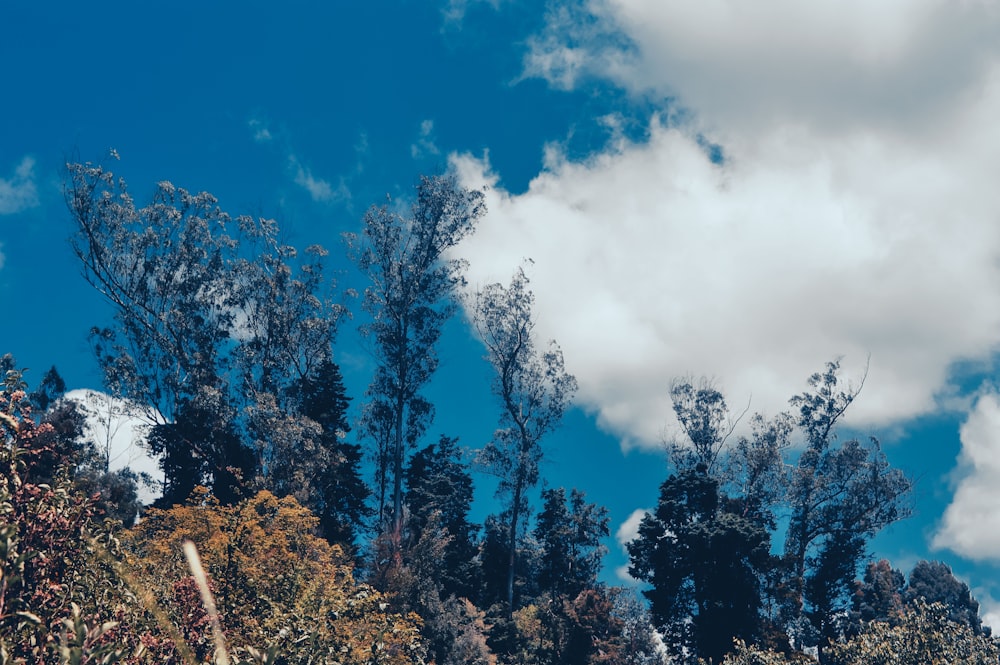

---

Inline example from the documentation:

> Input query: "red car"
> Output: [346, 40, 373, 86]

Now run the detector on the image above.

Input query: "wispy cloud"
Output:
[442, 0, 503, 25]
[411, 119, 441, 160]
[452, 2, 1000, 450]
[0, 156, 40, 215]
[289, 156, 350, 204]
[248, 117, 273, 143]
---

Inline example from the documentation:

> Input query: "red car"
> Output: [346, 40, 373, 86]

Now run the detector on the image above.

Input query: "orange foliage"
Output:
[126, 490, 427, 664]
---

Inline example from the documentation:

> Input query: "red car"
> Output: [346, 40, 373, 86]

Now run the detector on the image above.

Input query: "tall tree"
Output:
[534, 487, 609, 600]
[474, 266, 578, 615]
[345, 175, 485, 548]
[668, 378, 741, 474]
[66, 159, 346, 506]
[783, 360, 912, 656]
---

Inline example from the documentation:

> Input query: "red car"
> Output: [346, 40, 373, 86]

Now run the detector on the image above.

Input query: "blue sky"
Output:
[5, 0, 1000, 623]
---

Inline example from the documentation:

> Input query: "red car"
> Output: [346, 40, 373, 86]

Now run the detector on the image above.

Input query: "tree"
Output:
[66, 159, 348, 508]
[128, 490, 428, 664]
[783, 360, 912, 656]
[29, 365, 66, 412]
[905, 560, 987, 636]
[608, 588, 667, 665]
[628, 466, 772, 664]
[851, 559, 905, 629]
[668, 378, 741, 474]
[474, 266, 578, 615]
[534, 487, 609, 600]
[826, 599, 998, 665]
[289, 358, 370, 547]
[345, 174, 485, 549]
[405, 434, 480, 599]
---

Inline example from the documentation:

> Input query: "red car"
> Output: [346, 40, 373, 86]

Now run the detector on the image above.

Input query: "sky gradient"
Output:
[4, 0, 1000, 626]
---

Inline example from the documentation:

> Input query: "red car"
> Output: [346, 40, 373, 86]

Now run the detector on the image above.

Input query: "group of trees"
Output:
[625, 368, 997, 663]
[1, 158, 994, 662]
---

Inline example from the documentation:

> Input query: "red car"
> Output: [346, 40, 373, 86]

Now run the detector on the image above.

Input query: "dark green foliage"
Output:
[405, 435, 480, 599]
[29, 365, 67, 412]
[147, 390, 250, 507]
[478, 513, 515, 609]
[905, 560, 987, 636]
[629, 466, 771, 664]
[803, 531, 865, 655]
[75, 467, 144, 526]
[286, 358, 370, 548]
[535, 487, 609, 599]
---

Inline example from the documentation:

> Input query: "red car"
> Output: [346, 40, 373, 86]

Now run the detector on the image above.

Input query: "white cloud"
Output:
[525, 0, 1000, 140]
[451, 2, 1000, 450]
[614, 507, 649, 582]
[979, 594, 1000, 634]
[616, 507, 649, 549]
[932, 392, 1000, 561]
[290, 156, 350, 204]
[411, 119, 441, 160]
[64, 389, 163, 505]
[0, 156, 40, 215]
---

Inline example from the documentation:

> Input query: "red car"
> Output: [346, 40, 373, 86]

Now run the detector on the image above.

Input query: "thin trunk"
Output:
[392, 389, 406, 549]
[507, 479, 523, 618]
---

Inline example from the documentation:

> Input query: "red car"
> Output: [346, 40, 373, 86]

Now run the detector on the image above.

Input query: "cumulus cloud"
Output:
[932, 392, 1000, 560]
[451, 2, 1000, 450]
[0, 156, 40, 215]
[525, 0, 1000, 140]
[290, 156, 350, 204]
[64, 389, 163, 505]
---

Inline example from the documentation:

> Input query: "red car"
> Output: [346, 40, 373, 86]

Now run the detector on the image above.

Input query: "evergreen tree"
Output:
[289, 358, 370, 547]
[534, 487, 609, 599]
[905, 560, 987, 636]
[628, 466, 772, 664]
[405, 434, 480, 599]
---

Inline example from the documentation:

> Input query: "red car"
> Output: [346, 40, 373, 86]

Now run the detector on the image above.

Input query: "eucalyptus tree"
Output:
[345, 175, 485, 547]
[65, 159, 352, 510]
[783, 361, 912, 656]
[474, 266, 577, 615]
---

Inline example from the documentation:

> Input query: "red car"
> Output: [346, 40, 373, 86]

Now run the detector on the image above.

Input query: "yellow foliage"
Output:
[126, 490, 427, 664]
